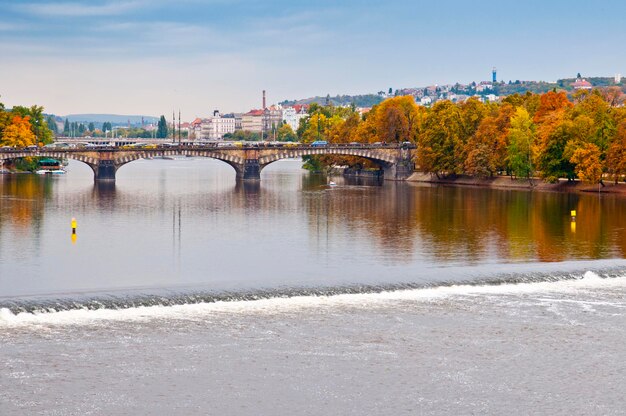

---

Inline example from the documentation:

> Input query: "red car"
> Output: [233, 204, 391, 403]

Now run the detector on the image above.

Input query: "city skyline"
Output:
[1, 0, 625, 117]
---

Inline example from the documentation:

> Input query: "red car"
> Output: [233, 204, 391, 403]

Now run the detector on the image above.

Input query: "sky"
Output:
[1, 0, 625, 119]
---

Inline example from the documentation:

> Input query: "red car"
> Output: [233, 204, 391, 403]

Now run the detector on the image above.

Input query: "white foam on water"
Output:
[1, 272, 625, 328]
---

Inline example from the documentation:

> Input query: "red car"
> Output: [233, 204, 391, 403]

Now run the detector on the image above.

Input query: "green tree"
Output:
[277, 124, 297, 141]
[46, 116, 58, 134]
[88, 122, 95, 132]
[156, 115, 168, 139]
[418, 100, 465, 177]
[534, 110, 576, 182]
[64, 119, 70, 135]
[102, 122, 112, 134]
[507, 107, 536, 180]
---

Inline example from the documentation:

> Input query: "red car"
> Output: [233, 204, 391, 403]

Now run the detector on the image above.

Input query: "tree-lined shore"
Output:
[0, 100, 55, 171]
[0, 101, 54, 147]
[297, 89, 626, 185]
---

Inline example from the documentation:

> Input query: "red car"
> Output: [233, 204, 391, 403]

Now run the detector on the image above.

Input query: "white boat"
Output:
[36, 169, 66, 175]
[329, 181, 337, 186]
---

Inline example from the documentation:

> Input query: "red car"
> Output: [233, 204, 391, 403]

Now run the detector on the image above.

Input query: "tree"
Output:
[156, 115, 168, 138]
[379, 106, 408, 143]
[1, 115, 36, 147]
[418, 100, 465, 177]
[606, 120, 626, 183]
[533, 91, 572, 124]
[598, 86, 624, 107]
[46, 116, 58, 134]
[299, 113, 328, 143]
[534, 106, 576, 182]
[277, 124, 297, 142]
[102, 122, 111, 133]
[507, 107, 536, 180]
[570, 143, 603, 184]
[64, 119, 70, 135]
[10, 105, 53, 144]
[88, 122, 95, 132]
[464, 117, 499, 178]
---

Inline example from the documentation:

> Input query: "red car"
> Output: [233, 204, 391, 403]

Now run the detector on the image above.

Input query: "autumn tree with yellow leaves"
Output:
[1, 115, 37, 147]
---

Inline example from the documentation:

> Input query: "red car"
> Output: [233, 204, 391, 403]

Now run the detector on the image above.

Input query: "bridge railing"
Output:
[1, 142, 416, 153]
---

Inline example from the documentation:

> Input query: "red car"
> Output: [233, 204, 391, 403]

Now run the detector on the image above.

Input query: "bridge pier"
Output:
[238, 159, 261, 181]
[383, 161, 414, 181]
[93, 160, 117, 182]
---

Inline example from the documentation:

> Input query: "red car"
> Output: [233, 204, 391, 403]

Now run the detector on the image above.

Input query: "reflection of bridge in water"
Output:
[0, 143, 416, 182]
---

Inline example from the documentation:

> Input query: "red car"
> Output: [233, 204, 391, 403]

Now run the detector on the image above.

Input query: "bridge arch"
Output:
[258, 148, 397, 170]
[0, 151, 103, 178]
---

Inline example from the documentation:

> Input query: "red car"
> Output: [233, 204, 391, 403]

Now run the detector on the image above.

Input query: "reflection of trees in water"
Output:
[303, 181, 626, 264]
[2, 171, 626, 264]
[411, 186, 626, 262]
[302, 181, 419, 263]
[0, 175, 51, 231]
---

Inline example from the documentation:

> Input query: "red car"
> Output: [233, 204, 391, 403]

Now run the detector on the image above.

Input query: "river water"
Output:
[1, 159, 625, 415]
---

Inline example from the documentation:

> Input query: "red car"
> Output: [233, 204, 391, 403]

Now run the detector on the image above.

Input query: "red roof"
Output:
[572, 79, 592, 88]
[244, 109, 264, 116]
[293, 104, 309, 113]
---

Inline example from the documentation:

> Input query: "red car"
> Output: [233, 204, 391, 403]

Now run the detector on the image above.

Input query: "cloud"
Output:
[14, 0, 148, 17]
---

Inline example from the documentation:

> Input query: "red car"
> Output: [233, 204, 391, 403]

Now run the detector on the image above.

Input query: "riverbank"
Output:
[407, 172, 626, 194]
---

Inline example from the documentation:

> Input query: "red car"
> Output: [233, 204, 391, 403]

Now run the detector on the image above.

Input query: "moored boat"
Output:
[36, 158, 66, 174]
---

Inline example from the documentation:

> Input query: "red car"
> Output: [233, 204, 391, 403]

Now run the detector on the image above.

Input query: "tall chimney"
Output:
[262, 90, 266, 109]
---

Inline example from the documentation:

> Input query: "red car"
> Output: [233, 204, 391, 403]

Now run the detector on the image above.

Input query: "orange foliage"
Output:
[570, 143, 603, 184]
[533, 91, 573, 123]
[1, 115, 36, 147]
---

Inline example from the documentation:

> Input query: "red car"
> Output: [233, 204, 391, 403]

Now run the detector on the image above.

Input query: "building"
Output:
[572, 78, 592, 90]
[263, 105, 283, 136]
[476, 82, 493, 93]
[242, 106, 284, 138]
[233, 113, 243, 130]
[485, 94, 499, 102]
[189, 118, 202, 139]
[282, 105, 308, 131]
[191, 111, 236, 141]
[242, 109, 264, 132]
[420, 96, 433, 106]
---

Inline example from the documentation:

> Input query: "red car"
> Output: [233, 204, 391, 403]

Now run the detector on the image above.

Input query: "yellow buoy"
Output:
[71, 217, 77, 234]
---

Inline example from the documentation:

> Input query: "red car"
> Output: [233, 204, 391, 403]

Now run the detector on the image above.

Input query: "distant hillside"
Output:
[280, 94, 384, 108]
[62, 114, 159, 125]
[491, 77, 624, 96]
[281, 76, 625, 108]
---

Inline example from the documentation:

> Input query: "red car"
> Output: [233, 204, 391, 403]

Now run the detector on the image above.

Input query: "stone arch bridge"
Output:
[0, 144, 416, 182]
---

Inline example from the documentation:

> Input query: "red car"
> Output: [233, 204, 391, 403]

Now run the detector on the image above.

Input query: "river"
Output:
[1, 159, 625, 415]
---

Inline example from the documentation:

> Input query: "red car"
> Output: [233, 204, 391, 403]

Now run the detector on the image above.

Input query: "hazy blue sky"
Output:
[1, 0, 625, 118]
